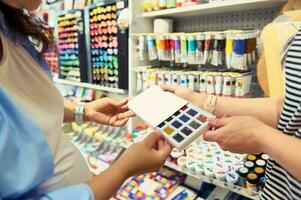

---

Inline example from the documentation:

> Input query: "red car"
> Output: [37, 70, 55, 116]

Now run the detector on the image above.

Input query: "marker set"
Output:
[137, 30, 258, 70]
[135, 67, 252, 97]
[128, 86, 215, 150]
[57, 10, 89, 82]
[89, 4, 119, 87]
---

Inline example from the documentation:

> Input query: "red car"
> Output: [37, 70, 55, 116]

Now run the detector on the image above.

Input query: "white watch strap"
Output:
[204, 95, 217, 114]
[75, 102, 85, 124]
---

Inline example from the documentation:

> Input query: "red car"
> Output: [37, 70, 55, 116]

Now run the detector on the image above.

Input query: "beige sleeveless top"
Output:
[0, 33, 92, 194]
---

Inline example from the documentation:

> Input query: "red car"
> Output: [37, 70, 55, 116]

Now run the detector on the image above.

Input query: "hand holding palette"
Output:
[128, 86, 215, 150]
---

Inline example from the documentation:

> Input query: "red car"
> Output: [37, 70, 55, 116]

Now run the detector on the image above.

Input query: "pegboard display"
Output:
[85, 0, 129, 90]
[175, 8, 280, 32]
[173, 7, 282, 97]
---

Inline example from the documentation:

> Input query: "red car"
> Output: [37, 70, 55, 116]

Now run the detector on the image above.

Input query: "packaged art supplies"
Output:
[118, 173, 179, 200]
[180, 35, 188, 63]
[139, 35, 147, 60]
[188, 35, 197, 63]
[225, 33, 234, 69]
[231, 34, 246, 70]
[203, 34, 212, 65]
[211, 33, 225, 66]
[246, 172, 259, 195]
[173, 35, 181, 63]
[127, 85, 215, 150]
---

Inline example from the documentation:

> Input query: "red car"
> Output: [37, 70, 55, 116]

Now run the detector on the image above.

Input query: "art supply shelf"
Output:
[142, 0, 286, 18]
[164, 161, 259, 200]
[54, 77, 127, 93]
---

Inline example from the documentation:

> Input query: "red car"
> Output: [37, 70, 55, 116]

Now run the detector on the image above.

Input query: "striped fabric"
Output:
[261, 29, 301, 199]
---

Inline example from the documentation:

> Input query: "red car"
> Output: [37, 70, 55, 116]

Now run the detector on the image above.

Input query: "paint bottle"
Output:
[244, 161, 255, 171]
[254, 167, 265, 178]
[258, 176, 267, 192]
[261, 154, 270, 162]
[204, 166, 215, 178]
[215, 168, 226, 181]
[171, 148, 184, 164]
[195, 162, 204, 176]
[159, 0, 167, 9]
[176, 0, 185, 7]
[246, 172, 259, 195]
[167, 0, 176, 8]
[246, 154, 257, 162]
[237, 167, 249, 187]
[255, 159, 266, 168]
[226, 171, 239, 185]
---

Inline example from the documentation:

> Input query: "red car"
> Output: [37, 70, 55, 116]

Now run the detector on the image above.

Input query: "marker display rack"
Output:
[85, 0, 129, 89]
[57, 10, 89, 82]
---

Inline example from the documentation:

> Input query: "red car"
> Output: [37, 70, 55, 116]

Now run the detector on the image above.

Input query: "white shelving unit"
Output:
[142, 0, 286, 18]
[127, 0, 285, 198]
[165, 161, 259, 200]
[53, 77, 128, 94]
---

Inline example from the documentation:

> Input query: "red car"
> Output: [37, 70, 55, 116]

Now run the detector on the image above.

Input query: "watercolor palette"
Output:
[128, 85, 215, 150]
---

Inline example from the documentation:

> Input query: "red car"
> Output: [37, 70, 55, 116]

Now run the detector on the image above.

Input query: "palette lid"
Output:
[128, 85, 188, 127]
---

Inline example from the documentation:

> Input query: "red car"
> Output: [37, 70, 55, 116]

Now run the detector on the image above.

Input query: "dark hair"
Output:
[0, 2, 53, 53]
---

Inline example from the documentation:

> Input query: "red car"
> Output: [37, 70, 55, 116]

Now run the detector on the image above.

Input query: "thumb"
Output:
[160, 84, 176, 93]
[142, 131, 162, 148]
[108, 98, 128, 107]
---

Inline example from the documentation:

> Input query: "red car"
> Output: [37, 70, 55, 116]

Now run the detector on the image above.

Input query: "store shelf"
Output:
[142, 0, 286, 18]
[53, 78, 128, 94]
[164, 161, 259, 200]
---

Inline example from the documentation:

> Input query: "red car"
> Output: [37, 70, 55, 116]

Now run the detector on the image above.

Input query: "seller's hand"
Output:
[161, 85, 207, 108]
[114, 132, 172, 177]
[84, 98, 135, 127]
[204, 116, 271, 154]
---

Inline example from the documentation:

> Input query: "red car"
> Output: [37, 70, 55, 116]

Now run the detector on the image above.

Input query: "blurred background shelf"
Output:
[142, 0, 286, 18]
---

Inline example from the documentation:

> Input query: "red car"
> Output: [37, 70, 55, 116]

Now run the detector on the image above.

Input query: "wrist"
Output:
[190, 93, 207, 108]
[258, 125, 275, 153]
[111, 159, 131, 179]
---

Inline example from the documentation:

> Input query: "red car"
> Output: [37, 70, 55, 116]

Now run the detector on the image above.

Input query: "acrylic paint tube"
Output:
[196, 34, 205, 64]
[180, 35, 188, 63]
[180, 74, 188, 87]
[211, 33, 225, 66]
[214, 73, 223, 96]
[231, 34, 246, 70]
[164, 72, 172, 85]
[173, 35, 181, 63]
[169, 36, 175, 61]
[172, 73, 179, 85]
[147, 34, 158, 61]
[138, 35, 147, 60]
[225, 33, 233, 69]
[136, 71, 143, 92]
[206, 75, 215, 95]
[222, 75, 232, 96]
[199, 73, 207, 93]
[188, 35, 197, 63]
[246, 33, 253, 68]
[203, 34, 212, 65]
[188, 74, 195, 90]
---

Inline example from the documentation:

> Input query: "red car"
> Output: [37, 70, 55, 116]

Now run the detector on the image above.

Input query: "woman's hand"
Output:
[161, 85, 207, 108]
[203, 116, 272, 154]
[114, 131, 172, 177]
[84, 98, 135, 127]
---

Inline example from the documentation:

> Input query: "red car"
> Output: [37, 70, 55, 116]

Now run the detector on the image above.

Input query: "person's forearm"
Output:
[215, 97, 284, 128]
[87, 161, 128, 200]
[64, 101, 75, 123]
[192, 93, 284, 128]
[261, 127, 301, 181]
